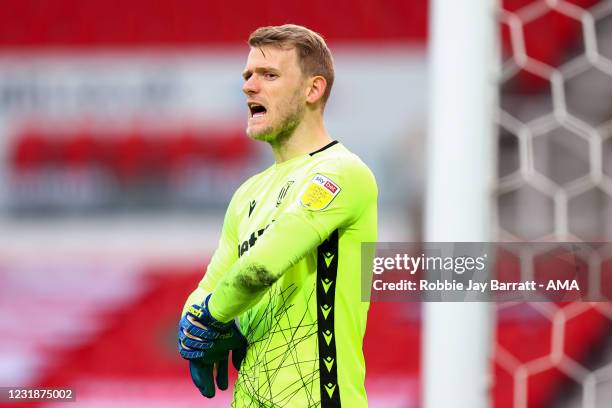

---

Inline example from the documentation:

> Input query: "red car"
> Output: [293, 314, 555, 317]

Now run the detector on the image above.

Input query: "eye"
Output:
[263, 72, 278, 80]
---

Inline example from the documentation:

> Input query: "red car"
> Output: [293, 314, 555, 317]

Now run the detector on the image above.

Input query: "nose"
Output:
[242, 75, 259, 95]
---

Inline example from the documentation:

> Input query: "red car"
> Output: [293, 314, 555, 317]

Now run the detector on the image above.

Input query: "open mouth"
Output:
[248, 102, 267, 118]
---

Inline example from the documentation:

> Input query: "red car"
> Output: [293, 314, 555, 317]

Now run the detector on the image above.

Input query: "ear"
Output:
[305, 76, 327, 105]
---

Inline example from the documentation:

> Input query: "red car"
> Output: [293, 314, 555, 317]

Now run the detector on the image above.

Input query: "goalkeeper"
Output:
[178, 24, 377, 407]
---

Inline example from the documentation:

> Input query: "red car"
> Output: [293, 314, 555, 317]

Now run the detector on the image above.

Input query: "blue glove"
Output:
[178, 294, 247, 398]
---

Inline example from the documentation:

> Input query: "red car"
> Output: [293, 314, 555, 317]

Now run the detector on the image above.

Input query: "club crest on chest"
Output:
[276, 181, 295, 207]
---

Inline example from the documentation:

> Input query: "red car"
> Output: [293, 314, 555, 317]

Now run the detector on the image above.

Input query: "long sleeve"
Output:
[208, 158, 377, 322]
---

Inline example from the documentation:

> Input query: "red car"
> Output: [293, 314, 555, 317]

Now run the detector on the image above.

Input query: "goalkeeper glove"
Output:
[178, 294, 247, 398]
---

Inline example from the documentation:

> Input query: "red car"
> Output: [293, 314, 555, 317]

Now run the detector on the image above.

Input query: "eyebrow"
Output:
[242, 66, 280, 80]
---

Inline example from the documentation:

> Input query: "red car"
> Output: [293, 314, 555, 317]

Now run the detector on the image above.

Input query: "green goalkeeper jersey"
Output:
[184, 141, 377, 407]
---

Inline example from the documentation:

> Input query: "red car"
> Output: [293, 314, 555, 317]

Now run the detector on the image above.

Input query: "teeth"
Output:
[248, 103, 266, 118]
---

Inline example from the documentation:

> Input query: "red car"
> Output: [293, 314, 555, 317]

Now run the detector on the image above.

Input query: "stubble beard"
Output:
[247, 93, 305, 146]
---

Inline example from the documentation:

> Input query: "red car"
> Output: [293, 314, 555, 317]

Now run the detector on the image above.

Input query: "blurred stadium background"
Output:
[0, 0, 611, 407]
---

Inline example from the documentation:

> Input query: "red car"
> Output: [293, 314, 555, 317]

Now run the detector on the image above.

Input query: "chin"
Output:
[247, 126, 276, 142]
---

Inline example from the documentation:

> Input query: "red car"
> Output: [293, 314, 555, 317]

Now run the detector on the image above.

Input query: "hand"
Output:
[178, 294, 247, 397]
[187, 347, 246, 398]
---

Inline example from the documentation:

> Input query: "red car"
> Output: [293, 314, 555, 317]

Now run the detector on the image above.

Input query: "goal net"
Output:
[495, 0, 612, 407]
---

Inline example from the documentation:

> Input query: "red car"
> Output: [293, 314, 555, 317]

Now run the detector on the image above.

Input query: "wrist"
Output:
[207, 293, 232, 324]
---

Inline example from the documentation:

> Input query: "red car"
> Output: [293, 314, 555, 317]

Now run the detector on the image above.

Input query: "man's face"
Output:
[242, 45, 308, 143]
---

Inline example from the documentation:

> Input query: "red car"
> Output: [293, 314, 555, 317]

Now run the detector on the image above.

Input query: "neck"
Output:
[270, 112, 333, 163]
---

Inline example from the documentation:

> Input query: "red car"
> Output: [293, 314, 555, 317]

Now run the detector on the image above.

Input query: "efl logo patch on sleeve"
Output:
[300, 174, 341, 211]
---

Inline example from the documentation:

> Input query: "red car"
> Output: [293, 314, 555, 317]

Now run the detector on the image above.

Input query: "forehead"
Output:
[244, 45, 300, 71]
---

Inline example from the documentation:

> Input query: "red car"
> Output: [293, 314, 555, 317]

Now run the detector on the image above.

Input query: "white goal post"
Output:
[424, 1, 498, 407]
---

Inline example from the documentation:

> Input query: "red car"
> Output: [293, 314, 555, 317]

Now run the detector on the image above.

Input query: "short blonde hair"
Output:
[249, 24, 335, 105]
